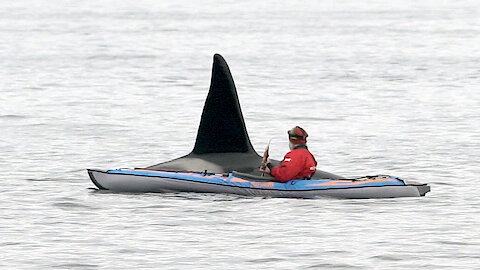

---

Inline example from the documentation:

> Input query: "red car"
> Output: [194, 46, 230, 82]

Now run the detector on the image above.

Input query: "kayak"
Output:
[88, 169, 430, 199]
[87, 54, 430, 199]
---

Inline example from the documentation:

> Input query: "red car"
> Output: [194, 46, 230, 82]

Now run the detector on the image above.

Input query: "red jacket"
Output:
[269, 146, 317, 182]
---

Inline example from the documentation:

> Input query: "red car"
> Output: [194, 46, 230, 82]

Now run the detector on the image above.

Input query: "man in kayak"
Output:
[259, 126, 317, 182]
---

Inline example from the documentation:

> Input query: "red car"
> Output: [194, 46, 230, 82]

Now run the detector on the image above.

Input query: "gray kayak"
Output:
[88, 169, 430, 199]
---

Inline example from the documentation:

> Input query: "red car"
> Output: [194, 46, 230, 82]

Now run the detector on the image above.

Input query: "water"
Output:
[1, 0, 479, 269]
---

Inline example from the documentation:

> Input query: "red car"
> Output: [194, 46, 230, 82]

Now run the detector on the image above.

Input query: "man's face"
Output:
[289, 141, 295, 150]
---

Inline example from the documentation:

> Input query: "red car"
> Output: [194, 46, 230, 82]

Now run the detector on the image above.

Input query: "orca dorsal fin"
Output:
[192, 54, 256, 154]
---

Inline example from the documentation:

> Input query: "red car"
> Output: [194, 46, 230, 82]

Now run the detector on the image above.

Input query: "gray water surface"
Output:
[1, 0, 479, 269]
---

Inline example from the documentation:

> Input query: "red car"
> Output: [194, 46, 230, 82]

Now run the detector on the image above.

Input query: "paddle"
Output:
[260, 139, 271, 176]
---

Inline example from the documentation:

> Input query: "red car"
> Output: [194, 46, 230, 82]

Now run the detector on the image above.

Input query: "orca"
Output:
[145, 54, 342, 179]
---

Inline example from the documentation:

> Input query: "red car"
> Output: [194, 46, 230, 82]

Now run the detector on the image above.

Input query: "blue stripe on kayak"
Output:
[107, 169, 406, 191]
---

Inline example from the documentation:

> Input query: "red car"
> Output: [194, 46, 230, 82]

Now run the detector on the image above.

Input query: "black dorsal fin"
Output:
[192, 54, 256, 154]
[144, 54, 343, 178]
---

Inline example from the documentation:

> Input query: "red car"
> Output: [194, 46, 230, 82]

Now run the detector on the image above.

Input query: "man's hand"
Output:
[259, 164, 271, 174]
[259, 158, 272, 174]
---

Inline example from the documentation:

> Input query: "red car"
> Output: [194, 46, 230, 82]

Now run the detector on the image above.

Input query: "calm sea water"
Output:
[1, 0, 479, 269]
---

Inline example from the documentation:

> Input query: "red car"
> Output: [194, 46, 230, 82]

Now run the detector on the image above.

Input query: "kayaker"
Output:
[260, 126, 317, 182]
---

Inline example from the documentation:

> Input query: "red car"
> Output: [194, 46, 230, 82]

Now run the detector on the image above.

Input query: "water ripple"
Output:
[1, 1, 479, 269]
